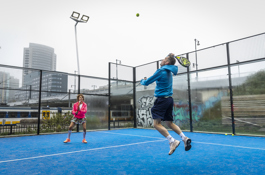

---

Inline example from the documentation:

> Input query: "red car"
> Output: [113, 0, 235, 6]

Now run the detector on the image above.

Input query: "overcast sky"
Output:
[1, 0, 265, 79]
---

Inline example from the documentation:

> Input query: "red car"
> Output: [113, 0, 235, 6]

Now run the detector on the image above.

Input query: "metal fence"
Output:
[1, 32, 265, 136]
[109, 32, 265, 136]
[0, 124, 70, 135]
[0, 65, 109, 136]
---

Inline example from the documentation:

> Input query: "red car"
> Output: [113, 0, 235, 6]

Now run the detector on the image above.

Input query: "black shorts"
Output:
[151, 97, 173, 121]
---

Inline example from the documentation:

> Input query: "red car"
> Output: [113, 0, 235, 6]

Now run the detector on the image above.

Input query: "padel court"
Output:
[0, 128, 264, 175]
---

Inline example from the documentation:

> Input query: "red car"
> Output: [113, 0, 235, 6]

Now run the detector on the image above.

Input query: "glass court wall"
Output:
[109, 63, 134, 129]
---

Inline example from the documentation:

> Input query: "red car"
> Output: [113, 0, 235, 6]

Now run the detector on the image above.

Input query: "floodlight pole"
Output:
[70, 12, 89, 75]
[74, 22, 80, 75]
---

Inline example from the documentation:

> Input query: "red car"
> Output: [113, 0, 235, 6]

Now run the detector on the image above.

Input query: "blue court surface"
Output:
[0, 128, 264, 175]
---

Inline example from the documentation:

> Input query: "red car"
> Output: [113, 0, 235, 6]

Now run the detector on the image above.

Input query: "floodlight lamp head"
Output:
[81, 15, 89, 22]
[197, 41, 200, 46]
[71, 11, 80, 19]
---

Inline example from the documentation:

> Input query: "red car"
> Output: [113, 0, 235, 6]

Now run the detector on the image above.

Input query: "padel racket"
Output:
[175, 56, 190, 67]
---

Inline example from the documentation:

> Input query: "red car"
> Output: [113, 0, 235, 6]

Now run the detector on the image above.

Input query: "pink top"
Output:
[72, 102, 87, 119]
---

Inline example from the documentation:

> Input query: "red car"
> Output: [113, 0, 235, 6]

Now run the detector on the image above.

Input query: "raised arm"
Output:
[140, 69, 162, 86]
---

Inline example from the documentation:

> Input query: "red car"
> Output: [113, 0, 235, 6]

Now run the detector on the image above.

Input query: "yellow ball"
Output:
[136, 13, 140, 17]
[225, 133, 227, 135]
[232, 134, 234, 136]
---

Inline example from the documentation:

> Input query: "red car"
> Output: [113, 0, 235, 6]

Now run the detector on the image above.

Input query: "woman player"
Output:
[64, 94, 88, 143]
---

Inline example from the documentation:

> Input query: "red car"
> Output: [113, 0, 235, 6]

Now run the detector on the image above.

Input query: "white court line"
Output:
[100, 131, 265, 151]
[2, 132, 264, 164]
[0, 139, 166, 164]
[193, 141, 265, 151]
[100, 131, 165, 140]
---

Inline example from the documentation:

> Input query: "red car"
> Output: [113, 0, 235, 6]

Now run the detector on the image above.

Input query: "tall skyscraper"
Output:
[23, 43, 56, 85]
[0, 71, 19, 103]
[17, 43, 67, 102]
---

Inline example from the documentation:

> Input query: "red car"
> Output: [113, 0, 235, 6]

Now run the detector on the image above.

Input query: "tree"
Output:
[233, 70, 265, 95]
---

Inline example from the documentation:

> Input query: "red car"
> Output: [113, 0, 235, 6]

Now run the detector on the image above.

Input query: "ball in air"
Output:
[225, 133, 227, 135]
[136, 13, 140, 17]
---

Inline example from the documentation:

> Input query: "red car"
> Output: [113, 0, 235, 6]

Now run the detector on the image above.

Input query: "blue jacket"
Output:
[140, 65, 178, 97]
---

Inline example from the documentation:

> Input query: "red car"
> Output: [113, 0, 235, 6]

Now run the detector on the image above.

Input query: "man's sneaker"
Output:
[63, 138, 70, 143]
[168, 140, 180, 155]
[82, 139, 87, 143]
[183, 137, 192, 151]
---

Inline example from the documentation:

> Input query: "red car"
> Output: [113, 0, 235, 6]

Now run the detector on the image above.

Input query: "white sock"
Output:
[166, 135, 175, 143]
[179, 132, 186, 141]
[67, 130, 72, 139]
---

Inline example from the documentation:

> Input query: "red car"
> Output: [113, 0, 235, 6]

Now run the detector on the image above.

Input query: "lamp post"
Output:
[70, 11, 89, 75]
[92, 85, 97, 90]
[236, 60, 240, 77]
[25, 85, 31, 106]
[116, 59, 121, 86]
[194, 39, 200, 80]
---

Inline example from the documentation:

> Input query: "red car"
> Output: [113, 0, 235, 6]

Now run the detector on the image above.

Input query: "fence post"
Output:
[37, 70, 42, 135]
[108, 62, 111, 130]
[186, 53, 193, 132]
[226, 43, 236, 135]
[133, 67, 137, 128]
[157, 61, 160, 69]
[77, 75, 81, 132]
